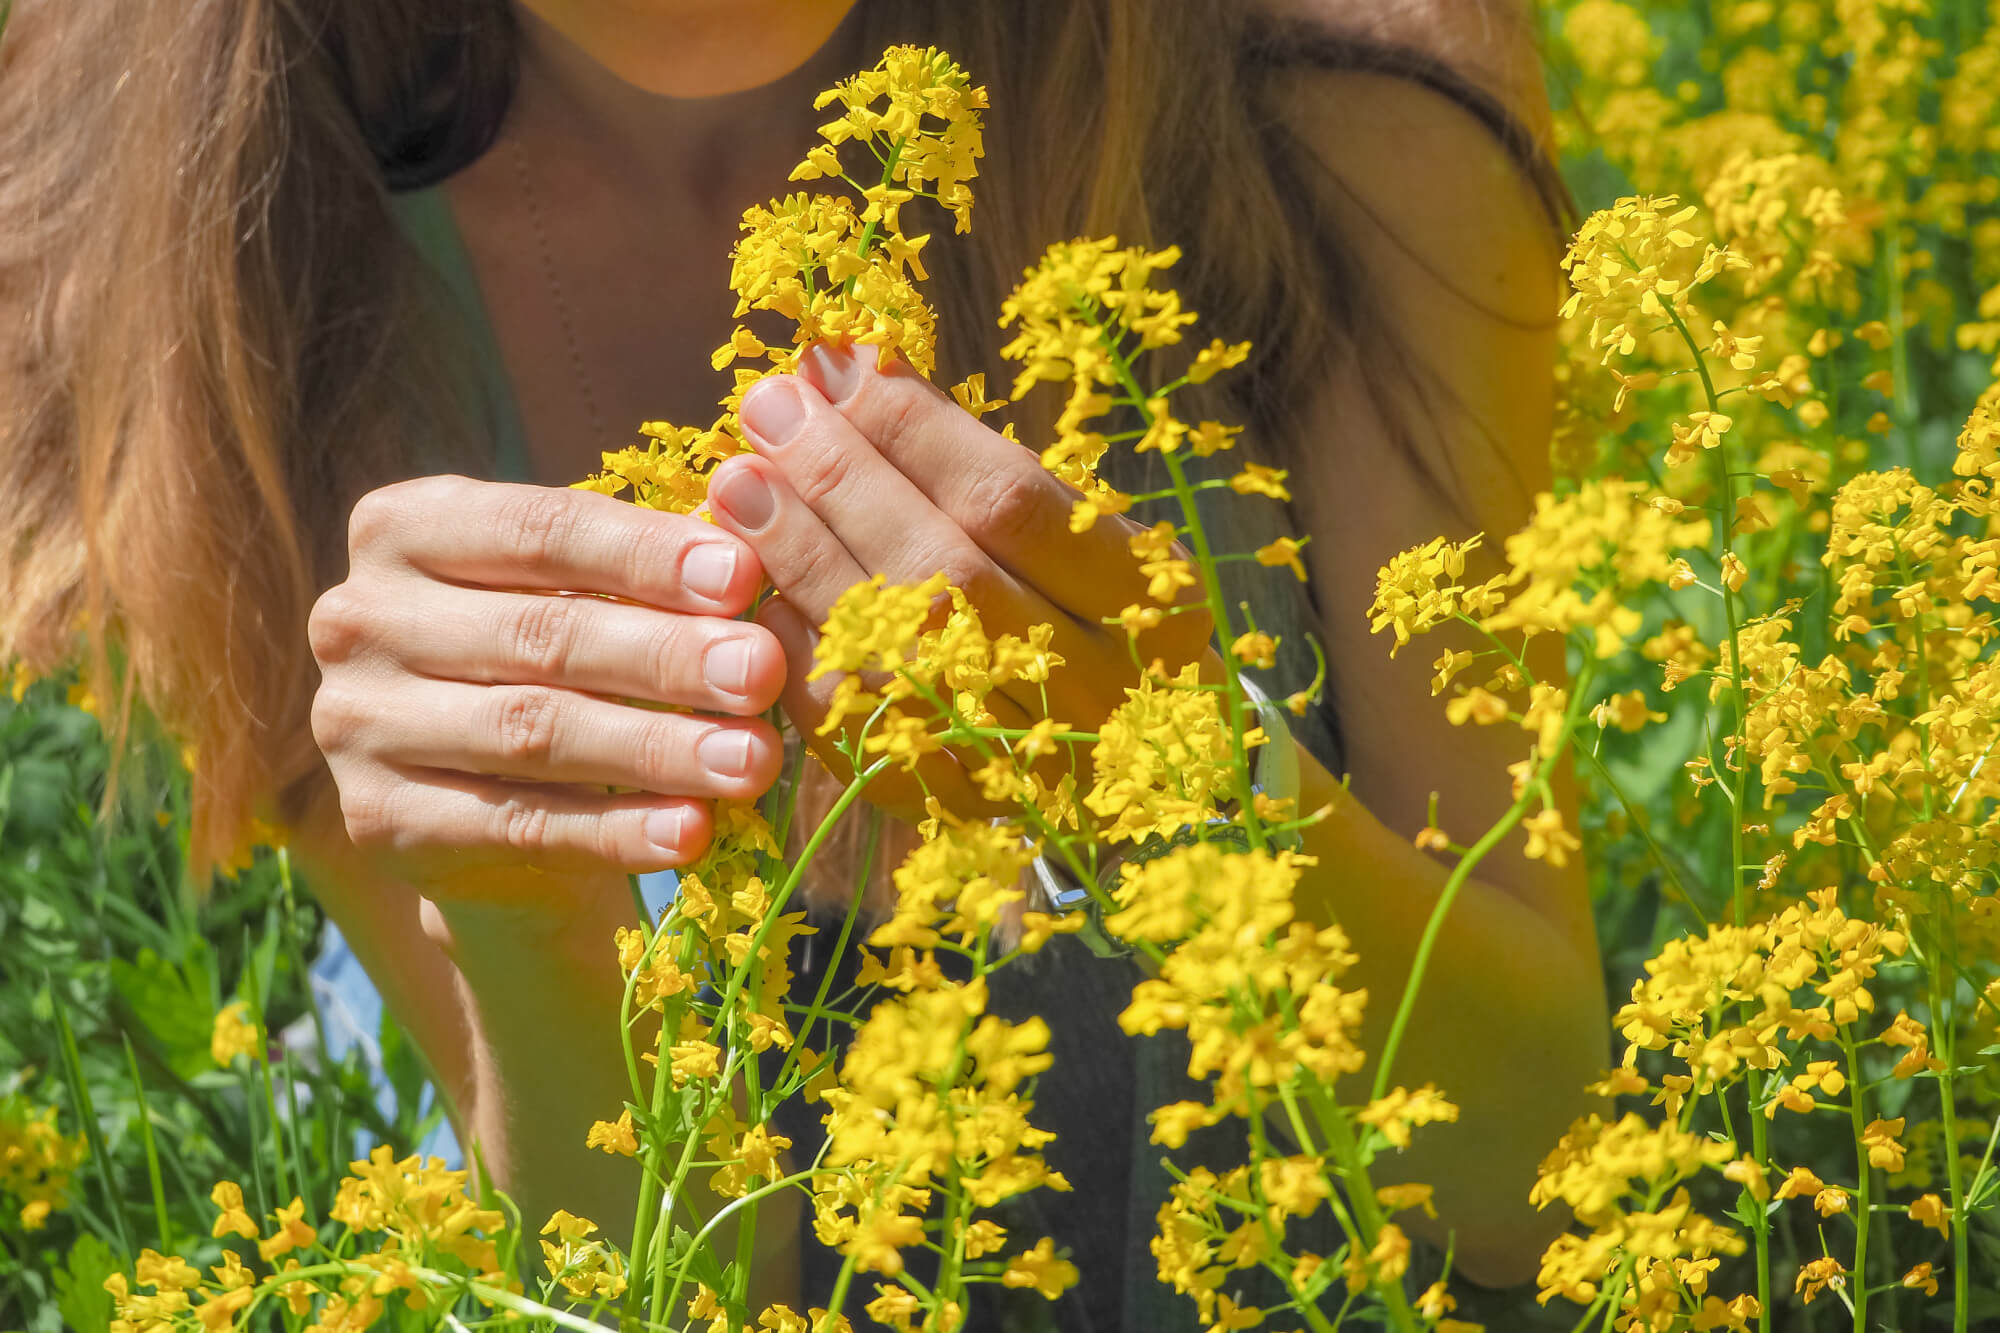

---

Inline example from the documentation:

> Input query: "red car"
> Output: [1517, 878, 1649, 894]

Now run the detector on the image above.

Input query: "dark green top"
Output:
[389, 186, 534, 485]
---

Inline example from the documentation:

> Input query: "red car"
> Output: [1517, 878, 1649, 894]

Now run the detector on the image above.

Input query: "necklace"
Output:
[508, 136, 608, 444]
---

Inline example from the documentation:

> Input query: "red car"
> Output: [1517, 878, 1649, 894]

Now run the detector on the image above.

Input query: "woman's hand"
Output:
[706, 341, 1212, 822]
[308, 475, 788, 893]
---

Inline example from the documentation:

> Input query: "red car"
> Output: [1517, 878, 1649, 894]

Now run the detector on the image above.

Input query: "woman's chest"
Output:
[443, 152, 759, 485]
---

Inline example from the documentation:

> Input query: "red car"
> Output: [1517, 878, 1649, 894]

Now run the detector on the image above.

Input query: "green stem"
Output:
[638, 762, 887, 1326]
[1838, 1026, 1872, 1332]
[1932, 954, 1970, 1333]
[1312, 1100, 1420, 1333]
[1664, 302, 1771, 1333]
[120, 1035, 173, 1255]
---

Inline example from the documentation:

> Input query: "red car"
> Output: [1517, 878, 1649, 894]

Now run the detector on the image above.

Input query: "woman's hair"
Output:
[0, 0, 1561, 871]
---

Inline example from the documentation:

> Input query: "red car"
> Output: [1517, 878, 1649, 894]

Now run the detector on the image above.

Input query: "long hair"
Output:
[0, 0, 1561, 871]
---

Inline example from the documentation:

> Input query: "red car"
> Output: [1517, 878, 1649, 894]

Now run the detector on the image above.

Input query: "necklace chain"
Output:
[509, 137, 608, 444]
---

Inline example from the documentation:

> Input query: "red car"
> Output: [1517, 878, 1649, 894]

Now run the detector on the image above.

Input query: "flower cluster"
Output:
[1492, 2, 2000, 1324]
[574, 45, 986, 513]
[0, 1096, 86, 1232]
[104, 1150, 515, 1333]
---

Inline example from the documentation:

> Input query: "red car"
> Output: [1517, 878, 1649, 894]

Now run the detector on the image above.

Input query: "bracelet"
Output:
[1027, 672, 1302, 959]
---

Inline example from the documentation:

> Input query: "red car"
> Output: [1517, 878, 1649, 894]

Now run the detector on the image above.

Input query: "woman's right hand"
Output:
[308, 475, 787, 894]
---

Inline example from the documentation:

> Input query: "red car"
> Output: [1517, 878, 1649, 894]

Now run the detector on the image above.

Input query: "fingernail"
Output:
[741, 377, 807, 446]
[644, 806, 688, 854]
[799, 342, 862, 404]
[711, 466, 774, 531]
[682, 542, 738, 602]
[697, 728, 754, 779]
[703, 636, 754, 696]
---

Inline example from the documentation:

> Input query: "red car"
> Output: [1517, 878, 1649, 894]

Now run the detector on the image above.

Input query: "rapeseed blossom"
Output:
[0, 1098, 86, 1231]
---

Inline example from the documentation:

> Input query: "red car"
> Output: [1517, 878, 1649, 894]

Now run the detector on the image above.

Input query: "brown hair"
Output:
[0, 0, 1561, 871]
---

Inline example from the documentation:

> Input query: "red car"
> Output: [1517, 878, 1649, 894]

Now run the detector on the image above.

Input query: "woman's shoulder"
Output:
[1242, 0, 1565, 305]
[1240, 0, 1568, 545]
[1249, 0, 1551, 143]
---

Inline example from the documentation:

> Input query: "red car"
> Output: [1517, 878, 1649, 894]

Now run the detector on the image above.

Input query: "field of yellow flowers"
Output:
[5, 3, 2000, 1332]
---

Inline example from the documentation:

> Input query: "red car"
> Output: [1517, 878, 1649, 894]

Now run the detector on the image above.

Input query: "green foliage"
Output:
[0, 679, 443, 1331]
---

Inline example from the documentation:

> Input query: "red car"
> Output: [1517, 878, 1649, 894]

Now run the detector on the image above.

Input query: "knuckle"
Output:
[502, 595, 581, 678]
[498, 797, 553, 855]
[337, 778, 395, 850]
[307, 584, 371, 666]
[867, 380, 931, 455]
[497, 489, 582, 568]
[345, 486, 403, 556]
[958, 468, 1043, 548]
[639, 617, 692, 698]
[793, 443, 857, 511]
[594, 814, 632, 866]
[492, 686, 563, 766]
[630, 716, 684, 790]
[623, 516, 688, 597]
[933, 548, 998, 605]
[309, 685, 368, 755]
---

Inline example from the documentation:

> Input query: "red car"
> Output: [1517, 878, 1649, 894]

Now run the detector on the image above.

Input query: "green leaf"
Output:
[108, 949, 214, 1081]
[53, 1233, 117, 1332]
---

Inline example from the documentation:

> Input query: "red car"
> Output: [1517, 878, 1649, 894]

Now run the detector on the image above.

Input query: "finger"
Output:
[793, 341, 1159, 618]
[350, 584, 785, 716]
[731, 373, 1080, 646]
[350, 475, 760, 614]
[319, 675, 784, 799]
[335, 760, 715, 876]
[704, 451, 882, 626]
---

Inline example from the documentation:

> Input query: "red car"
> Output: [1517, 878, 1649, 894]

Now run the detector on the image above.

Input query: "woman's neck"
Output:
[512, 2, 867, 203]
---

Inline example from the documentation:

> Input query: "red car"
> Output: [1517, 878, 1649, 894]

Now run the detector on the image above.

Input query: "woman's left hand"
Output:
[705, 340, 1212, 821]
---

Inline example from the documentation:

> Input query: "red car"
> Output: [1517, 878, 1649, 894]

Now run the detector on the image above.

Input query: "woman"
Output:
[0, 0, 1608, 1321]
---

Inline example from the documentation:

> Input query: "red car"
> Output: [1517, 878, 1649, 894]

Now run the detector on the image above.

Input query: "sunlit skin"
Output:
[523, 0, 861, 99]
[301, 0, 1606, 1301]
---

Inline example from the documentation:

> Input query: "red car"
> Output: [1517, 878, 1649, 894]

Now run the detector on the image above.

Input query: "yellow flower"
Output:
[1368, 534, 1487, 654]
[209, 1180, 258, 1240]
[1860, 1118, 1906, 1171]
[1908, 1192, 1951, 1236]
[1376, 1182, 1438, 1218]
[586, 1109, 638, 1157]
[1187, 337, 1252, 384]
[1592, 689, 1667, 732]
[1560, 195, 1749, 364]
[1356, 1085, 1459, 1151]
[1000, 1237, 1079, 1300]
[1254, 535, 1308, 582]
[0, 1099, 86, 1232]
[1258, 1155, 1330, 1219]
[1522, 807, 1582, 868]
[1085, 662, 1235, 844]
[210, 1001, 261, 1067]
[810, 572, 948, 682]
[1230, 630, 1278, 669]
[540, 1209, 629, 1301]
[1227, 462, 1290, 499]
[255, 1196, 316, 1263]
[809, 45, 987, 232]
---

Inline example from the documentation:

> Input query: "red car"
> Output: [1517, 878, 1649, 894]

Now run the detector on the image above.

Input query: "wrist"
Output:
[423, 871, 639, 985]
